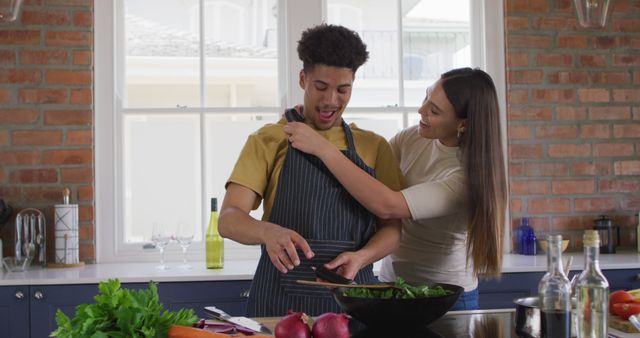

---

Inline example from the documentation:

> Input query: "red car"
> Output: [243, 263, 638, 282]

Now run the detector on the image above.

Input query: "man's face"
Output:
[299, 64, 354, 130]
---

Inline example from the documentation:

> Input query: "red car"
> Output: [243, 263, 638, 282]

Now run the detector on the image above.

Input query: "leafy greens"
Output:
[50, 279, 198, 338]
[342, 277, 453, 299]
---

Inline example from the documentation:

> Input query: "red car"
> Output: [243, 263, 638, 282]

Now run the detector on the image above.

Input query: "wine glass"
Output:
[151, 223, 172, 270]
[175, 223, 194, 270]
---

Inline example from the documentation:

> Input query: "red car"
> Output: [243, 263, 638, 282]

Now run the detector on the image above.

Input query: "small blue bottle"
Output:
[518, 218, 537, 255]
[524, 227, 537, 255]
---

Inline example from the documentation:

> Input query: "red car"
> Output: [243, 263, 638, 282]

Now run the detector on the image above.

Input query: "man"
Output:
[219, 24, 404, 316]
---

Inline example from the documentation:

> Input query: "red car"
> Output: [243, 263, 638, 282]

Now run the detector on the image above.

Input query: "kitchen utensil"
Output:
[313, 265, 355, 284]
[296, 279, 399, 289]
[2, 256, 31, 272]
[514, 297, 540, 338]
[594, 215, 620, 254]
[332, 282, 463, 327]
[204, 306, 272, 335]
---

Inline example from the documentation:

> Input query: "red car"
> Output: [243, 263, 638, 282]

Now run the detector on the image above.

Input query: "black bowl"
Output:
[332, 283, 463, 328]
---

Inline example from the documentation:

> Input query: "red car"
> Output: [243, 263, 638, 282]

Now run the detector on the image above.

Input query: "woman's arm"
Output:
[283, 122, 411, 219]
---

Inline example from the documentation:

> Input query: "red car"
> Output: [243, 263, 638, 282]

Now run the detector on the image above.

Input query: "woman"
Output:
[283, 67, 507, 310]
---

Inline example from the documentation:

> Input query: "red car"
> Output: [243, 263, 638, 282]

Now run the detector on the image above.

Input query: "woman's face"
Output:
[417, 81, 465, 147]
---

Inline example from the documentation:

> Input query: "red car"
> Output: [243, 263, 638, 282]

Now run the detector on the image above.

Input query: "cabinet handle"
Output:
[240, 289, 250, 298]
[15, 290, 24, 300]
[34, 290, 44, 300]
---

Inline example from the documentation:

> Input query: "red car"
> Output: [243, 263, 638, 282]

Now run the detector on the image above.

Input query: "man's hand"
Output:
[324, 251, 367, 281]
[262, 223, 314, 273]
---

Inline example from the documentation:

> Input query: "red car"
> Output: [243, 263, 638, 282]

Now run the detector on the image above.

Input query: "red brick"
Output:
[508, 34, 552, 48]
[66, 130, 92, 145]
[0, 30, 40, 45]
[579, 55, 606, 67]
[0, 169, 5, 183]
[20, 50, 68, 65]
[70, 89, 91, 104]
[509, 125, 531, 140]
[557, 35, 588, 48]
[508, 70, 544, 84]
[553, 0, 573, 11]
[614, 54, 640, 67]
[529, 198, 571, 214]
[533, 89, 575, 103]
[0, 109, 39, 124]
[79, 243, 94, 263]
[510, 198, 523, 214]
[0, 187, 21, 201]
[12, 130, 63, 145]
[621, 196, 640, 212]
[21, 10, 70, 25]
[511, 180, 549, 195]
[614, 161, 640, 175]
[580, 124, 610, 138]
[45, 0, 93, 6]
[61, 167, 93, 183]
[599, 179, 640, 193]
[510, 162, 524, 176]
[0, 50, 16, 64]
[507, 90, 529, 105]
[0, 130, 7, 146]
[18, 89, 68, 104]
[509, 144, 544, 159]
[547, 71, 588, 84]
[73, 11, 92, 27]
[551, 216, 592, 231]
[24, 0, 43, 4]
[79, 204, 93, 222]
[593, 143, 635, 157]
[509, 107, 553, 121]
[79, 223, 94, 241]
[536, 54, 573, 67]
[556, 106, 587, 120]
[507, 17, 529, 30]
[0, 151, 39, 165]
[593, 36, 632, 49]
[634, 71, 640, 84]
[612, 19, 640, 33]
[578, 88, 609, 102]
[613, 89, 640, 102]
[525, 162, 570, 177]
[22, 187, 62, 202]
[552, 179, 595, 194]
[45, 70, 91, 85]
[45, 31, 92, 47]
[635, 107, 640, 120]
[535, 125, 578, 139]
[9, 169, 57, 183]
[507, 52, 528, 67]
[0, 69, 41, 84]
[42, 149, 92, 165]
[613, 124, 640, 138]
[78, 185, 93, 201]
[548, 144, 591, 157]
[534, 17, 570, 30]
[506, 0, 549, 12]
[44, 109, 91, 125]
[575, 198, 617, 213]
[527, 218, 550, 232]
[0, 89, 9, 104]
[72, 50, 91, 65]
[589, 107, 631, 120]
[571, 161, 611, 176]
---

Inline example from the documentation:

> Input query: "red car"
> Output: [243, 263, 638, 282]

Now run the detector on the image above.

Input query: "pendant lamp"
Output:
[574, 0, 611, 28]
[0, 0, 23, 23]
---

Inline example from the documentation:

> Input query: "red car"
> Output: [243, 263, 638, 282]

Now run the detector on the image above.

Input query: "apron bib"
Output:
[246, 108, 377, 316]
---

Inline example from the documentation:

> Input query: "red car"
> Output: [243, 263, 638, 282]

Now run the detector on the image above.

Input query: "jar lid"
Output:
[583, 229, 600, 245]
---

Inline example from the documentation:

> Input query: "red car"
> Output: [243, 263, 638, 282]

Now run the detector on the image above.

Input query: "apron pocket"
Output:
[280, 239, 356, 298]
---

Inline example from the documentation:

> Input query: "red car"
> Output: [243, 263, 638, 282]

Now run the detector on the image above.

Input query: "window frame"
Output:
[95, 0, 507, 263]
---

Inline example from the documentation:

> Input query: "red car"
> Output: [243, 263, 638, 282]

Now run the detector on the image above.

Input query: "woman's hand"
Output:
[283, 122, 334, 158]
[324, 251, 367, 281]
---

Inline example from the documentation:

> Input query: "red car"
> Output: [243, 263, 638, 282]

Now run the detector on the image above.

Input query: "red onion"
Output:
[274, 310, 311, 338]
[311, 312, 350, 338]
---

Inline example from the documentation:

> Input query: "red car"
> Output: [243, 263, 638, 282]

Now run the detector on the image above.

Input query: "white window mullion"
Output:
[396, 0, 408, 128]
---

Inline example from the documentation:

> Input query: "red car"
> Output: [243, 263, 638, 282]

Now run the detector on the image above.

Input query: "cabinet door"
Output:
[478, 272, 544, 309]
[603, 269, 640, 291]
[158, 281, 252, 318]
[29, 283, 148, 338]
[0, 286, 30, 338]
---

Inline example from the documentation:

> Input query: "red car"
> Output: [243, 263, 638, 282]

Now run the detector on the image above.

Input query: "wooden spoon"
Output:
[295, 279, 399, 289]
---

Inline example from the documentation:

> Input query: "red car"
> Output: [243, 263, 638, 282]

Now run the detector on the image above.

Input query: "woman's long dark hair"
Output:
[441, 68, 507, 278]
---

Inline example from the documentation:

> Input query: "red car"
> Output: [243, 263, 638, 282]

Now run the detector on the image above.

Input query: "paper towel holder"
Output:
[47, 187, 85, 268]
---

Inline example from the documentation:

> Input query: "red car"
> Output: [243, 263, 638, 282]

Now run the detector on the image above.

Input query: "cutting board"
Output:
[609, 315, 640, 333]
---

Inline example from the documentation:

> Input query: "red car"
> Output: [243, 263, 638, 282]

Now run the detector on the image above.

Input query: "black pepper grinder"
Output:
[593, 215, 619, 254]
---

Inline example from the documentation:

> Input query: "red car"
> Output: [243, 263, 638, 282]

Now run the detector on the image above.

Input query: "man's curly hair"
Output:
[297, 24, 369, 74]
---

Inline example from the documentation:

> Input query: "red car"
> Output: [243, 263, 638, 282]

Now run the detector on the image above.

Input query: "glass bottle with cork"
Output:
[205, 198, 224, 269]
[538, 234, 571, 338]
[575, 230, 609, 338]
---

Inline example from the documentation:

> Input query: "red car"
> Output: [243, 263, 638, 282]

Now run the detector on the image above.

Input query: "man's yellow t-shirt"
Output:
[227, 117, 405, 220]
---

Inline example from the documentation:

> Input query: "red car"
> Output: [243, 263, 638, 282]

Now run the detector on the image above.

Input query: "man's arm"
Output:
[219, 183, 314, 273]
[324, 218, 401, 280]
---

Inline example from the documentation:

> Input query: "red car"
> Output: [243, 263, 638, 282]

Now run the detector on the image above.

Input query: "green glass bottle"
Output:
[205, 198, 224, 269]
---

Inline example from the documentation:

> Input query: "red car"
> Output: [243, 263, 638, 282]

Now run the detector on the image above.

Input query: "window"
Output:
[96, 0, 506, 262]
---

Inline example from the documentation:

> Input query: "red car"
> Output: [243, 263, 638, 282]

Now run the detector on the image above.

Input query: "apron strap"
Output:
[284, 108, 304, 122]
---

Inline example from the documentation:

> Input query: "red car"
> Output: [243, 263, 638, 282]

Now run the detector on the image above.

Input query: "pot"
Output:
[514, 297, 540, 338]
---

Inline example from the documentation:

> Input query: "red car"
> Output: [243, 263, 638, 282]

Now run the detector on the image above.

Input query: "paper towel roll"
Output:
[54, 204, 79, 264]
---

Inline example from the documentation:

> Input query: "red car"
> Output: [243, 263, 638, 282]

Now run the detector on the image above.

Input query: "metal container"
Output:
[514, 297, 540, 338]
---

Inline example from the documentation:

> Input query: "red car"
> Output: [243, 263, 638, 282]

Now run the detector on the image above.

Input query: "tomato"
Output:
[609, 290, 636, 314]
[612, 302, 640, 319]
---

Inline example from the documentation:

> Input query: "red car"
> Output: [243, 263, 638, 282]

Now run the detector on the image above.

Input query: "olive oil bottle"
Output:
[205, 198, 224, 269]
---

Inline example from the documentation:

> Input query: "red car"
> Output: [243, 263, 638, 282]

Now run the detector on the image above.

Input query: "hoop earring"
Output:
[457, 130, 462, 139]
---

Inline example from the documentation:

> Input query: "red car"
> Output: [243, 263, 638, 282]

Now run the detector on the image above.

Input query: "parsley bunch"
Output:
[51, 279, 198, 338]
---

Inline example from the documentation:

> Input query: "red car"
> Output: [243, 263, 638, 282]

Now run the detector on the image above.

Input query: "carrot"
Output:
[168, 325, 231, 338]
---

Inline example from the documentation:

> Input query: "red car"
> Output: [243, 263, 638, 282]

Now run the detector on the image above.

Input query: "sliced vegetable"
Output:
[612, 302, 640, 319]
[609, 290, 636, 314]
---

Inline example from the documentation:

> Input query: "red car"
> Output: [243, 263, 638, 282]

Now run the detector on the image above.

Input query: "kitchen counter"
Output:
[2, 251, 640, 286]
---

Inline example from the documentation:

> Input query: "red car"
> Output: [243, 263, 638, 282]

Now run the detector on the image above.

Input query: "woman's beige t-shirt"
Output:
[379, 125, 476, 291]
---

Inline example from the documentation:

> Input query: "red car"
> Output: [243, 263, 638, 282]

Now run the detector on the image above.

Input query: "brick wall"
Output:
[506, 0, 640, 250]
[0, 0, 94, 262]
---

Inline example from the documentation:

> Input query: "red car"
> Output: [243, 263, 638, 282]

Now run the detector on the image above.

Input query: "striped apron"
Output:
[246, 108, 378, 317]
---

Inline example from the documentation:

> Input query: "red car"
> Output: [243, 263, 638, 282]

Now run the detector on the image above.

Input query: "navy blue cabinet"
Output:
[0, 286, 29, 338]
